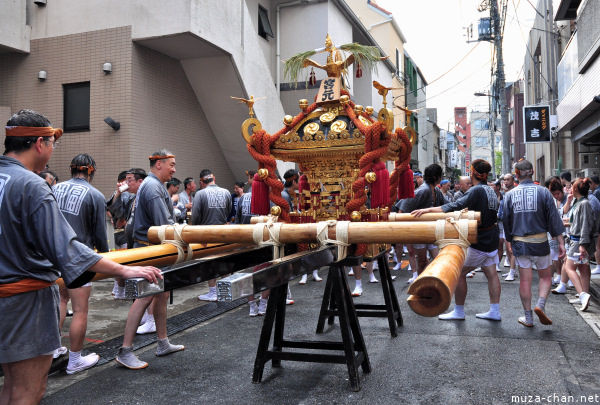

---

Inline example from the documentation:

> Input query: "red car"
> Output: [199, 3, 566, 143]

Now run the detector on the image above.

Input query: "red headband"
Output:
[71, 165, 95, 175]
[470, 165, 489, 181]
[149, 154, 175, 161]
[5, 126, 63, 140]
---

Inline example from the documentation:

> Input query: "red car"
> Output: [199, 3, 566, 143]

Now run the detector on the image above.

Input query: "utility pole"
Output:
[491, 0, 511, 174]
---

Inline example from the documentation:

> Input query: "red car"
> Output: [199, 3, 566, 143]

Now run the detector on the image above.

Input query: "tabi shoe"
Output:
[286, 299, 295, 305]
[351, 285, 363, 297]
[551, 283, 567, 294]
[406, 276, 416, 285]
[591, 266, 600, 275]
[568, 297, 581, 304]
[466, 271, 475, 278]
[114, 285, 126, 300]
[496, 265, 502, 272]
[518, 316, 533, 327]
[53, 346, 67, 359]
[369, 274, 379, 283]
[299, 274, 308, 284]
[580, 293, 591, 312]
[391, 275, 397, 281]
[347, 268, 354, 276]
[116, 348, 148, 370]
[504, 258, 510, 267]
[66, 353, 100, 374]
[568, 280, 574, 288]
[474, 267, 482, 272]
[534, 307, 552, 325]
[139, 310, 150, 326]
[312, 270, 323, 282]
[505, 270, 518, 281]
[258, 299, 268, 315]
[392, 262, 402, 271]
[552, 275, 561, 285]
[438, 310, 465, 320]
[249, 301, 259, 317]
[475, 311, 501, 321]
[156, 343, 185, 357]
[112, 281, 119, 296]
[136, 320, 156, 335]
[197, 290, 217, 302]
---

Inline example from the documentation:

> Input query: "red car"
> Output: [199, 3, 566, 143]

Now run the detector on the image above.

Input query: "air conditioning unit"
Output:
[579, 153, 599, 169]
[576, 168, 599, 179]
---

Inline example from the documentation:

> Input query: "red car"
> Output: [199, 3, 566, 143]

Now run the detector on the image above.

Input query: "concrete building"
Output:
[469, 110, 500, 178]
[453, 107, 471, 175]
[507, 80, 525, 169]
[0, 0, 399, 199]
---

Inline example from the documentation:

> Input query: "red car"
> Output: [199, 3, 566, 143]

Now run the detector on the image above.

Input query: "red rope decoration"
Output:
[246, 103, 319, 223]
[388, 127, 413, 209]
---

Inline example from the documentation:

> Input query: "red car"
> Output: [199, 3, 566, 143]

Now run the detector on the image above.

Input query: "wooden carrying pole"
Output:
[388, 212, 480, 223]
[406, 245, 466, 317]
[148, 221, 478, 245]
[56, 243, 249, 288]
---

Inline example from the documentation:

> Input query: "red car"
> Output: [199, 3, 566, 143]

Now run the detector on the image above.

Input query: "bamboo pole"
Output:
[406, 245, 466, 317]
[56, 243, 250, 288]
[388, 212, 480, 223]
[148, 221, 478, 245]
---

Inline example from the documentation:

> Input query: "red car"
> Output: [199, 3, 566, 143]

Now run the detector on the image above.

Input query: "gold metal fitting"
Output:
[365, 106, 374, 116]
[365, 172, 377, 183]
[354, 105, 364, 115]
[299, 99, 308, 111]
[339, 95, 350, 106]
[283, 115, 294, 126]
[258, 168, 269, 180]
[350, 211, 362, 222]
[270, 205, 282, 216]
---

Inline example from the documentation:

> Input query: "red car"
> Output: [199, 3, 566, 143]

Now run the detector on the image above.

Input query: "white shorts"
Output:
[499, 229, 505, 240]
[464, 247, 499, 268]
[413, 243, 437, 250]
[515, 254, 552, 270]
[567, 254, 589, 265]
[551, 248, 559, 262]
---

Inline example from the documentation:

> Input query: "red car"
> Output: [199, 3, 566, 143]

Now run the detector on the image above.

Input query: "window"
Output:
[258, 5, 273, 40]
[63, 82, 90, 132]
[422, 138, 427, 150]
[395, 49, 400, 76]
[474, 119, 489, 130]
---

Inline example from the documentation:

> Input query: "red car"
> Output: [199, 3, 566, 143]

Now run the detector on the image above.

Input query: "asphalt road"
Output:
[34, 259, 600, 404]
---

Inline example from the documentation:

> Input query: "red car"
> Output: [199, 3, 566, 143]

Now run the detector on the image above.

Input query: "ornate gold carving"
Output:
[365, 172, 376, 183]
[299, 99, 308, 111]
[283, 115, 294, 126]
[339, 95, 350, 106]
[365, 106, 374, 116]
[358, 116, 371, 126]
[241, 117, 262, 145]
[350, 211, 362, 221]
[258, 168, 269, 180]
[304, 122, 320, 136]
[319, 112, 336, 125]
[330, 120, 347, 133]
[270, 206, 282, 216]
[354, 105, 364, 115]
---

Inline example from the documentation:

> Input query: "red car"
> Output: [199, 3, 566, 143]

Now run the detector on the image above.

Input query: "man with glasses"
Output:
[0, 109, 161, 403]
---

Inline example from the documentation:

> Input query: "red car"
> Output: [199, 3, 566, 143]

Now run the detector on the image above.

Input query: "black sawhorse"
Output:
[252, 258, 371, 391]
[316, 250, 403, 337]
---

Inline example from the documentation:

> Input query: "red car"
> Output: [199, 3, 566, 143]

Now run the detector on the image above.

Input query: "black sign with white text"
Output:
[523, 105, 551, 143]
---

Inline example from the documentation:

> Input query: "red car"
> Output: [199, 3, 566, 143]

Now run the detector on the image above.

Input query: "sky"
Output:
[376, 0, 537, 130]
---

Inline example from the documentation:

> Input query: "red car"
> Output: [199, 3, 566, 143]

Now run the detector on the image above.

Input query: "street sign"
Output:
[440, 130, 447, 150]
[523, 105, 551, 143]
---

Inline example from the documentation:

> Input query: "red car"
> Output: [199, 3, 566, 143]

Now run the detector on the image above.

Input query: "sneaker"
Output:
[369, 274, 379, 283]
[351, 285, 363, 296]
[567, 280, 574, 288]
[112, 281, 119, 296]
[591, 266, 600, 275]
[392, 262, 402, 271]
[505, 270, 517, 281]
[474, 267, 482, 272]
[534, 307, 552, 325]
[504, 258, 509, 267]
[116, 347, 148, 370]
[156, 342, 185, 357]
[466, 271, 475, 278]
[139, 310, 149, 326]
[66, 353, 100, 374]
[249, 301, 259, 317]
[197, 290, 217, 302]
[286, 299, 295, 305]
[551, 283, 567, 294]
[552, 275, 561, 285]
[66, 309, 73, 317]
[496, 265, 502, 272]
[258, 299, 268, 315]
[406, 276, 416, 285]
[312, 271, 322, 282]
[518, 316, 533, 327]
[581, 293, 591, 311]
[53, 346, 67, 359]
[299, 274, 308, 285]
[136, 320, 156, 335]
[568, 297, 581, 304]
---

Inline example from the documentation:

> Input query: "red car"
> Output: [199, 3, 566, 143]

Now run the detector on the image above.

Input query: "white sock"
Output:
[69, 350, 81, 364]
[454, 305, 465, 317]
[412, 271, 418, 280]
[355, 280, 362, 288]
[490, 303, 500, 313]
[209, 286, 217, 294]
[146, 314, 155, 323]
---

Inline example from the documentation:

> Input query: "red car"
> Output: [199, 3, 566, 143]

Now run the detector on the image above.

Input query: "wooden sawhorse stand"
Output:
[317, 250, 403, 337]
[252, 257, 371, 391]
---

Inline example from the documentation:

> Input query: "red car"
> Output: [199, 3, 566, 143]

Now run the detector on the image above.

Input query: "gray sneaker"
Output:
[116, 347, 148, 369]
[156, 341, 185, 357]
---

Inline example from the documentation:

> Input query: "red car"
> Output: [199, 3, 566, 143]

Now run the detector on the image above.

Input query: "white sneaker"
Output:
[197, 290, 217, 301]
[53, 346, 67, 359]
[347, 268, 354, 276]
[136, 320, 156, 334]
[406, 276, 416, 285]
[249, 301, 259, 317]
[312, 270, 322, 282]
[393, 262, 402, 271]
[551, 283, 567, 294]
[581, 293, 591, 311]
[66, 353, 100, 375]
[505, 271, 515, 281]
[299, 274, 308, 284]
[114, 285, 126, 300]
[369, 274, 379, 283]
[258, 299, 268, 315]
[591, 266, 600, 275]
[351, 285, 363, 296]
[552, 275, 561, 285]
[372, 262, 379, 270]
[496, 265, 502, 272]
[569, 297, 581, 304]
[139, 310, 149, 326]
[466, 271, 475, 278]
[504, 258, 509, 267]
